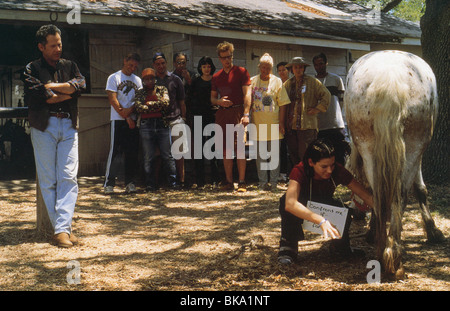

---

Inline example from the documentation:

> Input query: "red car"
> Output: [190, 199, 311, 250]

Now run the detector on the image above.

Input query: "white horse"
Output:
[344, 50, 445, 279]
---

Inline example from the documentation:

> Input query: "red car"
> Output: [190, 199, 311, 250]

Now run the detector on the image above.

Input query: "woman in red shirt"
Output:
[278, 138, 373, 265]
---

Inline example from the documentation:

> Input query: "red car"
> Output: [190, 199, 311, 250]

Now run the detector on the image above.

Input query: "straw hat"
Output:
[286, 56, 310, 68]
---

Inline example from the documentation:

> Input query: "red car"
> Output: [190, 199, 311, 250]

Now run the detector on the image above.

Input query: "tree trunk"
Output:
[420, 0, 450, 184]
[36, 177, 53, 240]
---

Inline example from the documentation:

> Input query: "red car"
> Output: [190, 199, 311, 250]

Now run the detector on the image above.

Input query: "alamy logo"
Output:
[366, 260, 381, 284]
[66, 260, 81, 285]
[366, 0, 381, 25]
[171, 117, 280, 171]
[66, 1, 81, 25]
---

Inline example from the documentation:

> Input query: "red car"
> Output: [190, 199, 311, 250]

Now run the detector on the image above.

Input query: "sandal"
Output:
[278, 239, 298, 265]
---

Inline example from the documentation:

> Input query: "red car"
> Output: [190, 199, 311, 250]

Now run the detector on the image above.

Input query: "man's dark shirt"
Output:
[22, 57, 86, 131]
[155, 71, 184, 121]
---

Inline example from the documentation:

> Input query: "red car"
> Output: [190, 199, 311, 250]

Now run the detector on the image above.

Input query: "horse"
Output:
[344, 50, 445, 279]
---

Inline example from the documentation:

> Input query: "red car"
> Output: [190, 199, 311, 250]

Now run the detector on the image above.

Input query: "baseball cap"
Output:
[152, 52, 166, 62]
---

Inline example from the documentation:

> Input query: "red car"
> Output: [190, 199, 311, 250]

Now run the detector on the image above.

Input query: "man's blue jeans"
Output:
[30, 117, 78, 235]
[139, 118, 176, 188]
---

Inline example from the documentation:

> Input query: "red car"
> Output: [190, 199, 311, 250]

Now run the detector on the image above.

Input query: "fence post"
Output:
[0, 108, 53, 238]
[36, 177, 53, 239]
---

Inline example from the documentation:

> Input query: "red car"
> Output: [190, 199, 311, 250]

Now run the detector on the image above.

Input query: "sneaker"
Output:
[258, 183, 269, 191]
[264, 183, 272, 191]
[277, 254, 294, 265]
[278, 239, 298, 265]
[146, 185, 158, 192]
[170, 183, 182, 190]
[278, 173, 287, 182]
[237, 181, 247, 192]
[125, 182, 137, 194]
[219, 181, 234, 191]
[104, 186, 114, 195]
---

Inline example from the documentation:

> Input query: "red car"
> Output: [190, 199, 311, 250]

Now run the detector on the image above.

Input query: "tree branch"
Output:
[382, 0, 403, 13]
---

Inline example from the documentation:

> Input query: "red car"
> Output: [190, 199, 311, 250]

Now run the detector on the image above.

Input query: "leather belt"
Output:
[49, 112, 71, 119]
[219, 104, 243, 109]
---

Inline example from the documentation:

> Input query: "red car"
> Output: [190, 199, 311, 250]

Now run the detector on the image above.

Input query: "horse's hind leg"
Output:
[381, 184, 405, 280]
[413, 170, 445, 243]
[366, 212, 376, 244]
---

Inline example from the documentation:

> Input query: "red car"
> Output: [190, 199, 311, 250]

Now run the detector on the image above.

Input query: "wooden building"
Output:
[0, 0, 422, 177]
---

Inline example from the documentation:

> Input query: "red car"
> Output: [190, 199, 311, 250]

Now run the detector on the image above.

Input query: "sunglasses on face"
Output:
[219, 55, 233, 60]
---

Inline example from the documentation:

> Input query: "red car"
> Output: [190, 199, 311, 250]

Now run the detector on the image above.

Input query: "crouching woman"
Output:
[278, 138, 373, 265]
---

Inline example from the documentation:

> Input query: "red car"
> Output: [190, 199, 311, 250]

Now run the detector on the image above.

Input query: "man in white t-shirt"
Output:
[103, 53, 142, 194]
[313, 53, 350, 165]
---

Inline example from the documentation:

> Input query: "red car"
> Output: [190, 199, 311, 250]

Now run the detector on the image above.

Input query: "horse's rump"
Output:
[344, 50, 438, 277]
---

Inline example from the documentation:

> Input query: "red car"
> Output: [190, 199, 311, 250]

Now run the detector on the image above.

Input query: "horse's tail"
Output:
[346, 140, 367, 187]
[367, 67, 409, 272]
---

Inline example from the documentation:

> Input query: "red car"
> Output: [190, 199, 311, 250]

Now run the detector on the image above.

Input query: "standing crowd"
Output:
[23, 24, 373, 268]
[101, 42, 350, 195]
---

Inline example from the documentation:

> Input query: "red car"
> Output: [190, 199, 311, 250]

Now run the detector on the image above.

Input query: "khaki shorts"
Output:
[215, 106, 245, 156]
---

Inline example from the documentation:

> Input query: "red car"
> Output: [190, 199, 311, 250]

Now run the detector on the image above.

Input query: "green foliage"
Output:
[354, 0, 425, 22]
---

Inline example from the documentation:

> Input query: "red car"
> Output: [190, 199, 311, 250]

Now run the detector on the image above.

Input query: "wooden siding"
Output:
[89, 28, 140, 94]
[245, 41, 303, 78]
[78, 94, 111, 176]
[302, 47, 349, 80]
[191, 36, 247, 74]
[140, 29, 190, 71]
[190, 37, 348, 81]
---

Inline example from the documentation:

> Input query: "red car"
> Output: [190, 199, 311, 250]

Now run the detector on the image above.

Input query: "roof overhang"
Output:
[0, 8, 370, 51]
[400, 37, 421, 46]
[145, 20, 371, 51]
[0, 7, 422, 51]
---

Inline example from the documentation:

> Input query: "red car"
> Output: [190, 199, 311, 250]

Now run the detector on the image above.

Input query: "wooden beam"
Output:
[0, 107, 28, 118]
[36, 178, 53, 240]
[0, 108, 53, 239]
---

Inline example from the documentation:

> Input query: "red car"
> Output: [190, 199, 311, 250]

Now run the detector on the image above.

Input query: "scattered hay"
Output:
[0, 178, 448, 291]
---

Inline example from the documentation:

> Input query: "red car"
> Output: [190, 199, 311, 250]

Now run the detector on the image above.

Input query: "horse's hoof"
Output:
[395, 267, 405, 280]
[383, 268, 405, 282]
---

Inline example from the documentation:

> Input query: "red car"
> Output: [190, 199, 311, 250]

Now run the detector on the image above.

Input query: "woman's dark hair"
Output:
[197, 56, 216, 75]
[276, 61, 288, 70]
[302, 138, 335, 179]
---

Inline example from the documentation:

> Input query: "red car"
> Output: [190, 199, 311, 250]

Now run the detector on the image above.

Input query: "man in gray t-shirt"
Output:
[313, 53, 350, 165]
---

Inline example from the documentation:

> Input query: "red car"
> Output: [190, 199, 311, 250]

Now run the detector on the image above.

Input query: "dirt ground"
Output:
[0, 177, 448, 292]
